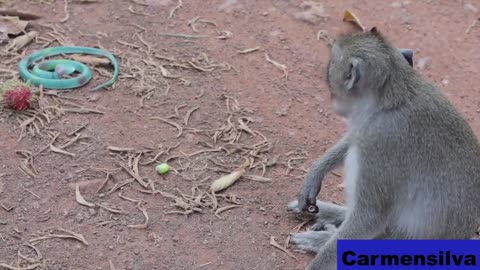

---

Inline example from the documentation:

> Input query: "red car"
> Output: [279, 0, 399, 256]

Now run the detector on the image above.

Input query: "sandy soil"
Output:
[0, 0, 479, 269]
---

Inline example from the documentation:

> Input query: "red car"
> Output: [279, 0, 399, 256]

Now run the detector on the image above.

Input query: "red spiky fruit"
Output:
[3, 86, 32, 111]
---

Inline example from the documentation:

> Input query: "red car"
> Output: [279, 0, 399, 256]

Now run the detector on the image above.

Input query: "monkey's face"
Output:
[326, 28, 415, 119]
[326, 44, 365, 118]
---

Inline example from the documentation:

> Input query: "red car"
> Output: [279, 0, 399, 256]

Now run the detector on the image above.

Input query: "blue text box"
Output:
[338, 240, 480, 270]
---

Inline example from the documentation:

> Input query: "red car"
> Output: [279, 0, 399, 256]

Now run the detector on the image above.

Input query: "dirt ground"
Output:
[0, 0, 479, 269]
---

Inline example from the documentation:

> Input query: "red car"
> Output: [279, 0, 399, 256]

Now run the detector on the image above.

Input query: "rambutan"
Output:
[0, 81, 35, 111]
[2, 86, 32, 111]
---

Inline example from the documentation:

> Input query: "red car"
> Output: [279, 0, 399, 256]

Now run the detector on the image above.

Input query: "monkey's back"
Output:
[357, 81, 480, 239]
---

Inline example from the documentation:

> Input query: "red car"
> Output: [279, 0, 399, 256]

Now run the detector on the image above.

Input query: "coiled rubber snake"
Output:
[18, 46, 119, 91]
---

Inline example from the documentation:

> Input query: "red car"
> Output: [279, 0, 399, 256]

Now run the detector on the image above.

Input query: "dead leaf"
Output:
[6, 30, 37, 52]
[0, 16, 28, 35]
[0, 9, 42, 20]
[343, 9, 366, 31]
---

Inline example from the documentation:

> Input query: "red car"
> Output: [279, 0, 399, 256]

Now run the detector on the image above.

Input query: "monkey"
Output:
[287, 27, 480, 270]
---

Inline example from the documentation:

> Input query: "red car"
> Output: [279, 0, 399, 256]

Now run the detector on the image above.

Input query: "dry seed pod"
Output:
[209, 168, 246, 193]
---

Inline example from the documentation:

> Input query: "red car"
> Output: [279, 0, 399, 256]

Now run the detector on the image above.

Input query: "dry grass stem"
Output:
[238, 47, 260, 54]
[75, 183, 95, 207]
[108, 146, 134, 152]
[151, 117, 183, 137]
[0, 263, 42, 270]
[184, 106, 199, 126]
[117, 162, 149, 188]
[317, 30, 334, 46]
[60, 0, 69, 22]
[97, 203, 124, 214]
[168, 0, 183, 20]
[265, 53, 288, 78]
[158, 33, 208, 39]
[29, 228, 89, 246]
[214, 204, 242, 219]
[243, 175, 272, 182]
[127, 203, 149, 229]
[95, 173, 110, 194]
[466, 17, 480, 34]
[270, 236, 297, 260]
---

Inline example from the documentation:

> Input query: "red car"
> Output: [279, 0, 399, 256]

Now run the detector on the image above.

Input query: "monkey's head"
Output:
[326, 27, 414, 118]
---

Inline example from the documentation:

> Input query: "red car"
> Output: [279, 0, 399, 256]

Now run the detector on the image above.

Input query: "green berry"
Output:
[156, 163, 169, 174]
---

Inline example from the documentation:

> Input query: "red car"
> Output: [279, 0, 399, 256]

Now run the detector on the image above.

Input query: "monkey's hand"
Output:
[294, 136, 350, 213]
[298, 180, 322, 213]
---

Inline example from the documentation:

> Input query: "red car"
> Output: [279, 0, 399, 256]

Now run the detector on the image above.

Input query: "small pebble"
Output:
[88, 94, 100, 102]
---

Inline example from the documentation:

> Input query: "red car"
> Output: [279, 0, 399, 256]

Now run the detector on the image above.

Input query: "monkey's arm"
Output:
[297, 135, 350, 212]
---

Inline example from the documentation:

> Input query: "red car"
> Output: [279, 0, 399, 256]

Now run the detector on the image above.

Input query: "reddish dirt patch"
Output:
[1, 0, 480, 269]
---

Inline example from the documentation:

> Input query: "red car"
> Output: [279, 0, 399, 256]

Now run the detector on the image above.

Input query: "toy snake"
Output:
[18, 46, 119, 91]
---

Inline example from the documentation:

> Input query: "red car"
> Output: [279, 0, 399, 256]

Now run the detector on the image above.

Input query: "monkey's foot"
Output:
[311, 223, 338, 232]
[290, 231, 334, 253]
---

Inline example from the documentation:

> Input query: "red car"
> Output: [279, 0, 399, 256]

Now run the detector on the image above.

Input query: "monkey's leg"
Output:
[290, 230, 335, 253]
[297, 136, 350, 212]
[288, 200, 346, 230]
[310, 202, 346, 230]
[306, 206, 387, 270]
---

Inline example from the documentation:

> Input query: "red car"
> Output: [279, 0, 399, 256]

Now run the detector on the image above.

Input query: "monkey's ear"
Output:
[369, 27, 379, 34]
[346, 57, 361, 91]
[398, 48, 414, 67]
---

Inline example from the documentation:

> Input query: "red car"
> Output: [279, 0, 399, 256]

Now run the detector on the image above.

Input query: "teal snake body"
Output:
[18, 46, 119, 91]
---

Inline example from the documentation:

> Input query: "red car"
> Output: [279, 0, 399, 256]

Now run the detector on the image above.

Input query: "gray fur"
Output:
[288, 28, 480, 270]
